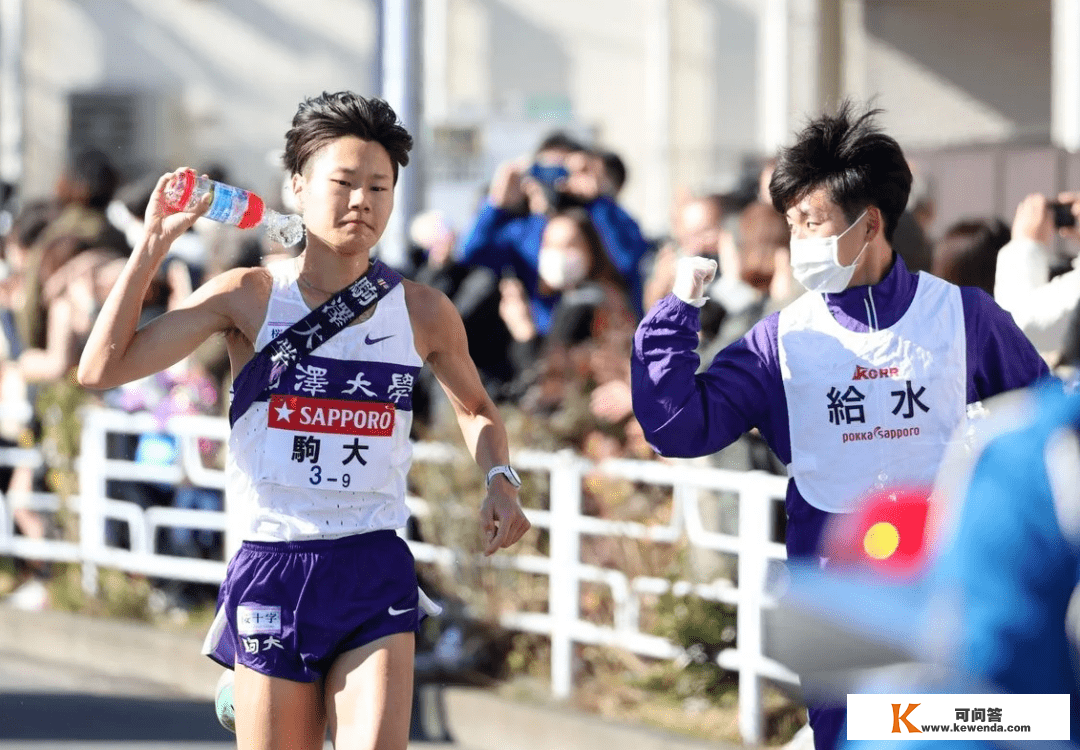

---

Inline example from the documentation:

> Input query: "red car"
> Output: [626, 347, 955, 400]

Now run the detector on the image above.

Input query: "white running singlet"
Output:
[227, 259, 423, 541]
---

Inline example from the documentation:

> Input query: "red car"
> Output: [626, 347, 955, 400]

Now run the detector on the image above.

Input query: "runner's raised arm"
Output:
[76, 170, 229, 389]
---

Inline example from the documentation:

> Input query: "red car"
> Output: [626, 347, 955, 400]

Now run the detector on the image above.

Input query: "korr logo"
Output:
[891, 703, 922, 733]
[853, 365, 900, 381]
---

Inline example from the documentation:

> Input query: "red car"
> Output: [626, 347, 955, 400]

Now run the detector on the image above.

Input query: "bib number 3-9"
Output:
[308, 465, 352, 487]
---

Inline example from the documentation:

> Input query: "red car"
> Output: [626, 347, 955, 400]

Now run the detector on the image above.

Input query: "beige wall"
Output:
[20, 0, 379, 203]
[437, 0, 761, 234]
[858, 0, 1052, 149]
[13, 0, 1060, 238]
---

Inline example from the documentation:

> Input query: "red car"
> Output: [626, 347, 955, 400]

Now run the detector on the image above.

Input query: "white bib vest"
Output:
[227, 259, 423, 541]
[778, 272, 967, 513]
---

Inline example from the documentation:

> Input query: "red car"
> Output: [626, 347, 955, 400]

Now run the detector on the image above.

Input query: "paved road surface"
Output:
[0, 650, 460, 750]
[0, 606, 731, 750]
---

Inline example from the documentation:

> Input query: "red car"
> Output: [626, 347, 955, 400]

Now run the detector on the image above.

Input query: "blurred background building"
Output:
[1, 0, 1078, 261]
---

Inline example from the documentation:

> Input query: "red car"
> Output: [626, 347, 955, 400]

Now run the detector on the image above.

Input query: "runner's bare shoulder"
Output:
[196, 265, 274, 343]
[401, 278, 459, 361]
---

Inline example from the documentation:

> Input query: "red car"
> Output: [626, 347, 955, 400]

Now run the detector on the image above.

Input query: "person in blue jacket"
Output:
[630, 100, 1049, 750]
[458, 134, 650, 328]
[824, 382, 1080, 749]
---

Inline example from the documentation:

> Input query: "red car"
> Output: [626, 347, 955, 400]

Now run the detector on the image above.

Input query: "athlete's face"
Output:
[292, 136, 395, 256]
[784, 187, 869, 267]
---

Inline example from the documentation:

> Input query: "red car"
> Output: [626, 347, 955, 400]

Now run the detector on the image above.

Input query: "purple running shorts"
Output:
[202, 530, 419, 682]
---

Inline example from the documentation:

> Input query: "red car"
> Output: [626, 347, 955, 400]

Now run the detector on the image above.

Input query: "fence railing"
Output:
[0, 405, 798, 745]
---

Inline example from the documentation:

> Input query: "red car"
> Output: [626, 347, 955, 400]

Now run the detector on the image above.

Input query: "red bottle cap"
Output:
[166, 170, 195, 213]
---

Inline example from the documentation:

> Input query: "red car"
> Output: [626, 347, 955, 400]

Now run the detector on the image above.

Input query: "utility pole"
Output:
[0, 0, 24, 199]
[644, 0, 671, 237]
[379, 0, 424, 269]
[759, 0, 790, 154]
[1053, 0, 1080, 151]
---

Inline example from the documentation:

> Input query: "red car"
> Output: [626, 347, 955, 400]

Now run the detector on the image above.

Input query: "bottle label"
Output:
[237, 192, 264, 229]
[205, 183, 251, 227]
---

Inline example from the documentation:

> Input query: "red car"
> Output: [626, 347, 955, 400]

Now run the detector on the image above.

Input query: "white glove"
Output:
[672, 256, 718, 307]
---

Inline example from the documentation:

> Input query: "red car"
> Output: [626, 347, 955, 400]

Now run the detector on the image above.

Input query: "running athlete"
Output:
[630, 101, 1049, 750]
[78, 91, 531, 750]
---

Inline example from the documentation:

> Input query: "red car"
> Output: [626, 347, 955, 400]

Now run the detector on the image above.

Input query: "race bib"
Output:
[779, 274, 967, 513]
[258, 395, 397, 493]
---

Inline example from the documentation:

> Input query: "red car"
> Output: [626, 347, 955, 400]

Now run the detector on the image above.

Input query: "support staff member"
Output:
[631, 101, 1049, 750]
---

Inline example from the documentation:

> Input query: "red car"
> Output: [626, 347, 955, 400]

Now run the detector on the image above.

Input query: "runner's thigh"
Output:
[325, 631, 415, 750]
[234, 663, 326, 750]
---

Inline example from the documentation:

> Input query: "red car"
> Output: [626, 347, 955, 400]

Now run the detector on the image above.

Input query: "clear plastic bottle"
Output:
[163, 170, 304, 246]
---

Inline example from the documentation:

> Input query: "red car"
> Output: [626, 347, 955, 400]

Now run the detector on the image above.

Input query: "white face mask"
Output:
[789, 210, 869, 293]
[538, 247, 589, 290]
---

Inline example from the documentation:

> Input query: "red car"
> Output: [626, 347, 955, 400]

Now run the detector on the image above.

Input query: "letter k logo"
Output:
[891, 703, 921, 733]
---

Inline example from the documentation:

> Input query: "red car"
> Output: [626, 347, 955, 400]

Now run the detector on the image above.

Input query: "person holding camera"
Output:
[458, 133, 650, 328]
[994, 192, 1080, 364]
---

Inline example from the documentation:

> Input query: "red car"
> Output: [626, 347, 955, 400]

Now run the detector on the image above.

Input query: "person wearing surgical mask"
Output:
[631, 101, 1050, 750]
[498, 207, 634, 396]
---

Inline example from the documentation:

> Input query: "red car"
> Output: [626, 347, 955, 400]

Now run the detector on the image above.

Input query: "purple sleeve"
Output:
[961, 287, 1051, 401]
[631, 294, 786, 460]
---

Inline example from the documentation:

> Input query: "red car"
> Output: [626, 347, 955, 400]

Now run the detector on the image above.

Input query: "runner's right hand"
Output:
[143, 169, 212, 249]
[672, 256, 717, 307]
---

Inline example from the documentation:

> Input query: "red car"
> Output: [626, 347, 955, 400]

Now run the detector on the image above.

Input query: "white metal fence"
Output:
[0, 405, 798, 745]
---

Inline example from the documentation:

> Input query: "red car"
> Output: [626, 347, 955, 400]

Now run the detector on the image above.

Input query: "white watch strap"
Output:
[486, 465, 519, 487]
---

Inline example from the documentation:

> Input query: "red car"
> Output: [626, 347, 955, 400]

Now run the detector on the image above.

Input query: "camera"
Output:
[1050, 201, 1076, 228]
[527, 163, 569, 189]
[526, 162, 578, 210]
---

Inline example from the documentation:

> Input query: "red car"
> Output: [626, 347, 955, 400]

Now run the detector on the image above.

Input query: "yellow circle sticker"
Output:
[863, 521, 900, 559]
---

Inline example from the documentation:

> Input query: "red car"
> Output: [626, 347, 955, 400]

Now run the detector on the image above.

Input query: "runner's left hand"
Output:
[480, 486, 531, 556]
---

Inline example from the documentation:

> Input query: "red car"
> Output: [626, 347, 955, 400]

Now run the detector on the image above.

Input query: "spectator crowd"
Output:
[1, 124, 1079, 620]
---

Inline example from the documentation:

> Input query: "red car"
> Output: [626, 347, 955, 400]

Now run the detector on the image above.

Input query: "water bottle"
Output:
[163, 170, 304, 246]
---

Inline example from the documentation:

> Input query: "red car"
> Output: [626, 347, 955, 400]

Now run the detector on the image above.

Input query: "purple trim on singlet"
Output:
[228, 260, 403, 425]
[631, 254, 1051, 561]
[230, 356, 420, 425]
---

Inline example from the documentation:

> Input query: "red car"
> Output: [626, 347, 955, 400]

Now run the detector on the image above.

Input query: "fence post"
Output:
[736, 475, 774, 745]
[78, 408, 105, 596]
[548, 449, 583, 700]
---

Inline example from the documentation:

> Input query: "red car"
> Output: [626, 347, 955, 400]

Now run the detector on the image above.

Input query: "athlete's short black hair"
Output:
[283, 91, 413, 184]
[769, 100, 912, 242]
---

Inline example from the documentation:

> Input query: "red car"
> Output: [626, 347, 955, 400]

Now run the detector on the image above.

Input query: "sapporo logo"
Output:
[891, 703, 922, 733]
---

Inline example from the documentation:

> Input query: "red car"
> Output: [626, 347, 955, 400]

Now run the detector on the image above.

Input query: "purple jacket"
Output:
[631, 255, 1050, 559]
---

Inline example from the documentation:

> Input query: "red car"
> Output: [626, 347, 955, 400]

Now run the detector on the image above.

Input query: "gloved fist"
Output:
[672, 256, 718, 307]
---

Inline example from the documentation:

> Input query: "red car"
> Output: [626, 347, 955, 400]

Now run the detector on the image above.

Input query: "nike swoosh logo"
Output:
[365, 333, 394, 345]
[388, 606, 414, 616]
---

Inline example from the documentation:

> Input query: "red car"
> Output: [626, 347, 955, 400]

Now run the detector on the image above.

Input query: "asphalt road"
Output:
[0, 650, 460, 750]
[0, 605, 731, 750]
[0, 649, 238, 749]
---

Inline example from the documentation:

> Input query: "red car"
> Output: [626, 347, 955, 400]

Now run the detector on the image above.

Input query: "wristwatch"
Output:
[486, 465, 522, 489]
